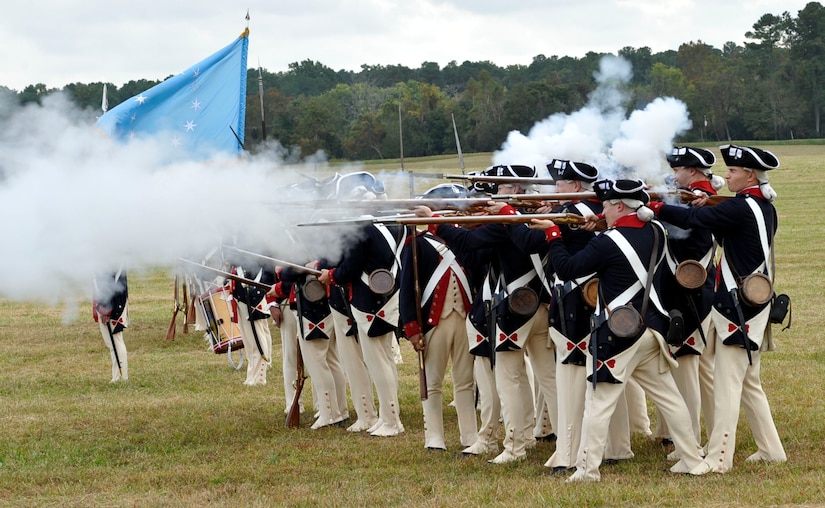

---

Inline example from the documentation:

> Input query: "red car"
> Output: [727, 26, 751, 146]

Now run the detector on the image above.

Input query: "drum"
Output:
[675, 260, 707, 289]
[367, 268, 396, 296]
[582, 278, 599, 308]
[198, 287, 245, 354]
[508, 287, 540, 316]
[739, 273, 773, 307]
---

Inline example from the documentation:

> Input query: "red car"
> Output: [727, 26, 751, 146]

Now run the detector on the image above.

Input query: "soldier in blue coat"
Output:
[93, 269, 129, 383]
[318, 180, 410, 437]
[650, 144, 787, 474]
[530, 179, 704, 482]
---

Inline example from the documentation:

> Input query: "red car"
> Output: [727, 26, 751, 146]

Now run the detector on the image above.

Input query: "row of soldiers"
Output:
[188, 144, 788, 482]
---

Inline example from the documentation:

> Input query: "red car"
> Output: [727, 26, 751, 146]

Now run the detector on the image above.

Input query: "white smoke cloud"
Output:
[492, 54, 692, 182]
[0, 93, 358, 305]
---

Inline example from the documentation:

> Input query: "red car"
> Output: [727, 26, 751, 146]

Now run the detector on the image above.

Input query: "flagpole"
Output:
[258, 60, 266, 143]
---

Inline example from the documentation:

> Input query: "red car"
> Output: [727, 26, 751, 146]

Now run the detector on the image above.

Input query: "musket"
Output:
[297, 212, 600, 228]
[292, 192, 599, 211]
[177, 258, 272, 291]
[181, 279, 191, 334]
[166, 274, 181, 341]
[287, 283, 308, 428]
[410, 230, 428, 401]
[451, 113, 465, 175]
[220, 245, 323, 277]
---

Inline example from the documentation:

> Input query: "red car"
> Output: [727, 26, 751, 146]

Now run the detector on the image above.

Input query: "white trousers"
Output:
[495, 307, 556, 458]
[699, 325, 786, 472]
[421, 312, 477, 449]
[574, 329, 703, 481]
[237, 304, 272, 386]
[331, 308, 378, 427]
[98, 321, 128, 382]
[300, 326, 349, 428]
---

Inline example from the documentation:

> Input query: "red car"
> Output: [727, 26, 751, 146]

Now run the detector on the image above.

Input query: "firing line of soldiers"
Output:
[159, 144, 789, 482]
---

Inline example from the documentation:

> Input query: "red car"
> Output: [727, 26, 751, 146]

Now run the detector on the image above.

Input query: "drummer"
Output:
[649, 144, 787, 474]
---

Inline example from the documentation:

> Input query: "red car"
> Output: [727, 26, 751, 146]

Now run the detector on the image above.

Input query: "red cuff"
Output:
[544, 225, 563, 242]
[428, 215, 444, 236]
[648, 201, 664, 215]
[499, 204, 518, 215]
[403, 321, 422, 338]
[328, 268, 338, 286]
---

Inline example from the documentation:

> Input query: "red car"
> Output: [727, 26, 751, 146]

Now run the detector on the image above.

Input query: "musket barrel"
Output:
[221, 245, 322, 276]
[298, 213, 590, 227]
[177, 258, 273, 291]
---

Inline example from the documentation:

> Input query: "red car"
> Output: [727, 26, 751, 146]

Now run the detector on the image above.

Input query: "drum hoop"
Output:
[368, 268, 395, 296]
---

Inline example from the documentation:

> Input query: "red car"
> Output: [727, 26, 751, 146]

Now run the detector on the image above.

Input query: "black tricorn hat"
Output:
[468, 168, 498, 194]
[594, 178, 650, 204]
[421, 183, 470, 199]
[546, 159, 599, 182]
[719, 144, 780, 170]
[491, 164, 537, 178]
[667, 146, 716, 169]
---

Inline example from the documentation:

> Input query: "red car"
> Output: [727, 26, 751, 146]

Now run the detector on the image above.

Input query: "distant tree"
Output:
[789, 2, 825, 136]
[743, 12, 799, 139]
[618, 46, 654, 86]
[462, 70, 507, 152]
[18, 84, 54, 105]
[278, 60, 339, 96]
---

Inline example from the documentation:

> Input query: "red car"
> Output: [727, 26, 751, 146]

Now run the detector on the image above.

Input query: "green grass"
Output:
[1, 146, 825, 507]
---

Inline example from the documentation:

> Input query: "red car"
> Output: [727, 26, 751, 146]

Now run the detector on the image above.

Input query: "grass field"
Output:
[1, 146, 825, 507]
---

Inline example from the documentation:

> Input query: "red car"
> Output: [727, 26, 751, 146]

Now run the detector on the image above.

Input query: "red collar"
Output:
[612, 214, 645, 229]
[687, 180, 717, 195]
[738, 186, 765, 199]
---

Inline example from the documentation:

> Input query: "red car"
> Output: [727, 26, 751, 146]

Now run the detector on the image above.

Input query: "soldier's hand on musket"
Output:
[484, 201, 508, 215]
[413, 205, 434, 218]
[318, 268, 332, 285]
[688, 191, 709, 208]
[407, 332, 425, 352]
[581, 214, 604, 231]
[535, 203, 555, 214]
[528, 218, 556, 229]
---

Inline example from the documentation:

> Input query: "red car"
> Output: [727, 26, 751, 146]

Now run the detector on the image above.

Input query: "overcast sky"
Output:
[0, 0, 812, 92]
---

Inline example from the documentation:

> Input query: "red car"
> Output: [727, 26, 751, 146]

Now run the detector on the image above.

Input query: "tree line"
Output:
[5, 2, 824, 161]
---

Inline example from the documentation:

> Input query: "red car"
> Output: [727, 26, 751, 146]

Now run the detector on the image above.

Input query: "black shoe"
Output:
[602, 458, 630, 466]
[426, 447, 447, 453]
[536, 433, 557, 442]
[661, 438, 674, 447]
[548, 466, 571, 476]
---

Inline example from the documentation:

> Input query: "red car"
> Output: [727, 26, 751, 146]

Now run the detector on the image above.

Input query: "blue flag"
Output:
[97, 29, 249, 160]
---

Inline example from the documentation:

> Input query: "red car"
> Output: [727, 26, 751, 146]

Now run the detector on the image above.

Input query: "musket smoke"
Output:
[0, 93, 357, 306]
[492, 55, 692, 181]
